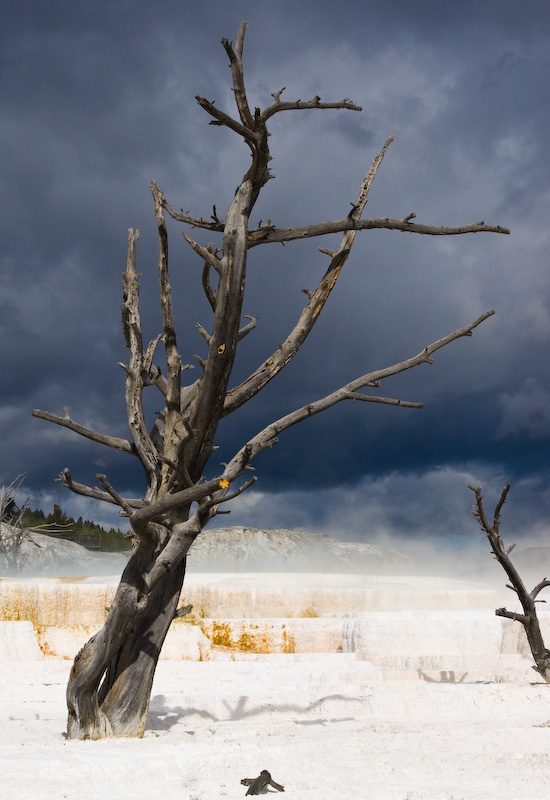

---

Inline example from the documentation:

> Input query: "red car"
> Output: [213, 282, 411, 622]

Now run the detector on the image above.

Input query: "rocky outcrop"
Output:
[188, 526, 411, 573]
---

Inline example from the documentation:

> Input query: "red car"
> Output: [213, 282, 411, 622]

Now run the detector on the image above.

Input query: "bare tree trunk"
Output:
[66, 534, 187, 739]
[469, 483, 550, 682]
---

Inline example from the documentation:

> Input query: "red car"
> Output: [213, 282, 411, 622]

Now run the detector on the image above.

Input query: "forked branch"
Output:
[224, 136, 396, 415]
[57, 468, 145, 509]
[221, 24, 255, 130]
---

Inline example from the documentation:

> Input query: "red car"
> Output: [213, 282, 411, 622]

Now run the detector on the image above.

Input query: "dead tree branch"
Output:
[31, 408, 134, 455]
[262, 94, 362, 119]
[247, 217, 510, 246]
[121, 228, 161, 491]
[222, 25, 255, 130]
[227, 311, 493, 471]
[57, 468, 146, 509]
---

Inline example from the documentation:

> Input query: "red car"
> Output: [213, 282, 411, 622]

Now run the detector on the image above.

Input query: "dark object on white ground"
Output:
[241, 770, 285, 795]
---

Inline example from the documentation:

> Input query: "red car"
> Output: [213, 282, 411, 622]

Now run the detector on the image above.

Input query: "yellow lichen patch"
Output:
[236, 632, 257, 652]
[298, 606, 319, 618]
[211, 621, 234, 648]
[35, 627, 56, 657]
[282, 625, 296, 654]
[205, 622, 274, 653]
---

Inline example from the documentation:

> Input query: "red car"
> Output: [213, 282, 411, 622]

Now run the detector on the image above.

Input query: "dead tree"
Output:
[469, 482, 550, 682]
[33, 23, 509, 739]
[0, 477, 39, 574]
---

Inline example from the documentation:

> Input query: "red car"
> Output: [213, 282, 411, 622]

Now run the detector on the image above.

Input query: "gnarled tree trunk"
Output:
[67, 527, 191, 739]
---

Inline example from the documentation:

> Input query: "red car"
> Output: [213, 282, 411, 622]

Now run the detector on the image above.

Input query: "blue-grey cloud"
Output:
[1, 0, 549, 545]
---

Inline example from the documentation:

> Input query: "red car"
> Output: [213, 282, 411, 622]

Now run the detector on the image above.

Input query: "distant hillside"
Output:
[188, 526, 411, 573]
[0, 524, 128, 576]
[1, 523, 411, 576]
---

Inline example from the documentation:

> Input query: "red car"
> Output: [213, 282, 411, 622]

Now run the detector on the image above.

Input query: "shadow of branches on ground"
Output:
[147, 692, 364, 730]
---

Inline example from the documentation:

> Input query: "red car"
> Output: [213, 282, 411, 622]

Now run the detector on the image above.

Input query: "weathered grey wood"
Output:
[31, 408, 134, 454]
[469, 483, 550, 682]
[241, 770, 284, 795]
[31, 21, 509, 739]
[246, 216, 509, 246]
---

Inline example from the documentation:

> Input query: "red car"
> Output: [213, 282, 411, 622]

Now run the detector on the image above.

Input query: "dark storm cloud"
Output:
[1, 0, 549, 543]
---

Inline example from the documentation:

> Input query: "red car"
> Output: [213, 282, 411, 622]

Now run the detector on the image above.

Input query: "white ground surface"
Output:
[1, 656, 550, 800]
[2, 571, 550, 799]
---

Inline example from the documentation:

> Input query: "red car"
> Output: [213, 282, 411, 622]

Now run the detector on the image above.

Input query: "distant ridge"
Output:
[0, 524, 127, 576]
[1, 523, 411, 576]
[188, 526, 411, 573]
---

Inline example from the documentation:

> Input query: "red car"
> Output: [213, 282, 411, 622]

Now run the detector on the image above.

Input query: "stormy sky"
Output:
[1, 0, 549, 552]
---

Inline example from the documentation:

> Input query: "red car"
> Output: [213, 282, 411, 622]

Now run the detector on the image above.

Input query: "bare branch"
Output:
[227, 311, 493, 469]
[492, 480, 511, 526]
[150, 182, 183, 421]
[237, 315, 257, 341]
[496, 608, 530, 625]
[147, 363, 168, 397]
[346, 392, 423, 409]
[130, 476, 231, 529]
[32, 409, 134, 455]
[122, 228, 161, 485]
[57, 468, 145, 509]
[202, 263, 217, 313]
[203, 475, 258, 512]
[247, 216, 510, 247]
[531, 579, 550, 601]
[262, 95, 362, 120]
[143, 335, 163, 377]
[468, 485, 493, 534]
[161, 198, 225, 234]
[182, 232, 222, 269]
[96, 473, 136, 517]
[196, 323, 211, 345]
[195, 95, 259, 143]
[221, 22, 255, 130]
[173, 604, 193, 620]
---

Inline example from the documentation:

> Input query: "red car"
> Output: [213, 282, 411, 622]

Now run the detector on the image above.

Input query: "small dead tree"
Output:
[0, 477, 37, 573]
[33, 23, 509, 739]
[469, 482, 550, 682]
